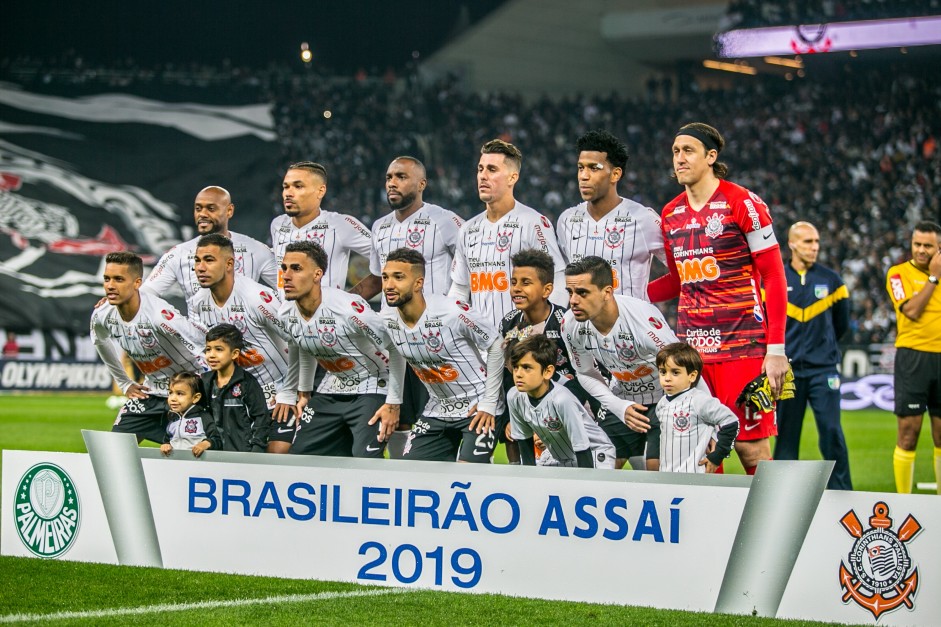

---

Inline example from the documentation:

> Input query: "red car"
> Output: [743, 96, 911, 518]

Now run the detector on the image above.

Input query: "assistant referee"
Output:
[886, 221, 941, 494]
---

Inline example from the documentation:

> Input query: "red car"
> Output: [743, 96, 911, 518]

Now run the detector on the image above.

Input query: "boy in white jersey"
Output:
[557, 131, 666, 299]
[654, 343, 738, 473]
[271, 162, 379, 299]
[91, 252, 208, 443]
[562, 256, 675, 471]
[449, 139, 568, 326]
[375, 248, 503, 462]
[371, 156, 463, 456]
[142, 186, 277, 312]
[190, 234, 289, 415]
[274, 241, 397, 458]
[508, 335, 615, 469]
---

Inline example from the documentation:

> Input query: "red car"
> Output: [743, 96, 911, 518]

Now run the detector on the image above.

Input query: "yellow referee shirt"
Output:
[886, 260, 941, 352]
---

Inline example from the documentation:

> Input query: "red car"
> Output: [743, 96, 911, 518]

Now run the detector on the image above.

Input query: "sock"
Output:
[934, 447, 941, 495]
[713, 462, 725, 474]
[893, 447, 916, 494]
[745, 465, 757, 476]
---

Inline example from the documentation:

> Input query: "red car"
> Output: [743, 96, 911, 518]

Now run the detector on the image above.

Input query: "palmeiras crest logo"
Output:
[15, 463, 81, 558]
[838, 501, 921, 620]
[495, 230, 513, 252]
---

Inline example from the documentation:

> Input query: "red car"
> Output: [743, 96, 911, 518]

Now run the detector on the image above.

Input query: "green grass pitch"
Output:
[1, 393, 931, 625]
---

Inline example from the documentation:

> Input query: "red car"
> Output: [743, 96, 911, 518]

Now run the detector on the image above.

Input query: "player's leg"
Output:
[346, 394, 387, 458]
[388, 367, 428, 459]
[111, 396, 168, 444]
[893, 347, 930, 492]
[457, 420, 496, 463]
[494, 408, 520, 464]
[808, 372, 852, 490]
[596, 409, 641, 469]
[773, 375, 809, 461]
[401, 417, 460, 461]
[289, 393, 354, 456]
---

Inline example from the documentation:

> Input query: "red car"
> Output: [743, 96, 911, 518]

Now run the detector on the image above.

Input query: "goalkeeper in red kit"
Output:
[647, 122, 789, 475]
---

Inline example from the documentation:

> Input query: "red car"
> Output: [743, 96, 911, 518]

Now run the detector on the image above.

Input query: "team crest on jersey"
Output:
[496, 230, 513, 252]
[422, 329, 444, 353]
[234, 255, 244, 272]
[319, 326, 337, 347]
[184, 418, 198, 434]
[406, 226, 425, 248]
[839, 502, 921, 620]
[704, 212, 724, 239]
[615, 340, 637, 362]
[230, 315, 248, 334]
[543, 416, 563, 432]
[604, 225, 625, 249]
[232, 384, 242, 397]
[672, 410, 691, 432]
[815, 285, 829, 299]
[137, 327, 158, 349]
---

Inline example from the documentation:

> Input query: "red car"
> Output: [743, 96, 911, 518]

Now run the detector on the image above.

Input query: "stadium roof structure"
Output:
[425, 0, 725, 97]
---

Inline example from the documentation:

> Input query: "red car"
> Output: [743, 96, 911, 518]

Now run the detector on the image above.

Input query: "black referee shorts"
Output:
[894, 347, 941, 416]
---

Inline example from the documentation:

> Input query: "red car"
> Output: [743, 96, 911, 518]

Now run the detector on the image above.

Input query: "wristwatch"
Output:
[929, 275, 939, 285]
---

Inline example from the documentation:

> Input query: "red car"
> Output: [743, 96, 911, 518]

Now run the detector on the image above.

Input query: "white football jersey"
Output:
[557, 199, 665, 300]
[277, 288, 389, 395]
[90, 291, 207, 396]
[189, 276, 289, 404]
[451, 202, 567, 327]
[270, 210, 372, 294]
[656, 387, 738, 473]
[562, 295, 681, 421]
[383, 294, 499, 419]
[507, 383, 615, 467]
[370, 203, 463, 298]
[142, 231, 277, 312]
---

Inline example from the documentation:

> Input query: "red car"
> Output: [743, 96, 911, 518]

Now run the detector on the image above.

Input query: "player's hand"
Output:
[192, 441, 211, 458]
[272, 402, 298, 424]
[368, 403, 400, 442]
[929, 250, 941, 276]
[699, 457, 719, 473]
[297, 391, 310, 413]
[762, 354, 790, 398]
[623, 403, 650, 433]
[160, 443, 172, 456]
[467, 405, 495, 434]
[95, 296, 108, 309]
[125, 383, 151, 399]
[504, 422, 514, 442]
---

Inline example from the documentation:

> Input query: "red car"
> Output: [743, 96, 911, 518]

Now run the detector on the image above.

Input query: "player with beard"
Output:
[375, 248, 503, 462]
[271, 162, 379, 300]
[143, 186, 277, 312]
[369, 156, 463, 457]
[557, 130, 665, 300]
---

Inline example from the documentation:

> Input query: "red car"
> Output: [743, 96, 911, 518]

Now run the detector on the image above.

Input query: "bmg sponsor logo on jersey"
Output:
[677, 256, 719, 284]
[14, 463, 80, 558]
[838, 501, 921, 620]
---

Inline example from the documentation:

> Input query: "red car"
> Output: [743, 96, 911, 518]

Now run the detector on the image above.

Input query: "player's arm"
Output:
[832, 280, 851, 341]
[257, 246, 279, 291]
[370, 344, 404, 442]
[273, 344, 301, 423]
[562, 326, 639, 431]
[90, 311, 139, 395]
[448, 229, 471, 301]
[341, 216, 380, 299]
[157, 304, 208, 359]
[468, 339, 504, 433]
[531, 216, 569, 307]
[198, 413, 224, 456]
[555, 212, 571, 263]
[507, 390, 536, 465]
[139, 247, 180, 297]
[646, 229, 681, 302]
[643, 207, 668, 266]
[752, 246, 789, 395]
[897, 253, 941, 320]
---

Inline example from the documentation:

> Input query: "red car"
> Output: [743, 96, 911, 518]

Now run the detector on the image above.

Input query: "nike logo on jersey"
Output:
[571, 235, 585, 240]
[670, 228, 682, 234]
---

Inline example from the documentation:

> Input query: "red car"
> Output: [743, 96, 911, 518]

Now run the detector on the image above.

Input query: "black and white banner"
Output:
[0, 82, 279, 332]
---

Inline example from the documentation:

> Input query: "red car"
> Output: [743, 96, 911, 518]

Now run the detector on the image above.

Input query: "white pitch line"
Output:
[0, 588, 403, 623]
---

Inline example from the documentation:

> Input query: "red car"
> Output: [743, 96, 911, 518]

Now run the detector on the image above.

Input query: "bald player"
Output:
[557, 130, 666, 299]
[143, 186, 277, 313]
[271, 162, 379, 300]
[775, 221, 852, 488]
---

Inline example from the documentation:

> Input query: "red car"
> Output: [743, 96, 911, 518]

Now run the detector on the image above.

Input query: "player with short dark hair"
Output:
[507, 335, 615, 469]
[272, 162, 379, 299]
[91, 251, 207, 444]
[648, 121, 789, 476]
[142, 186, 277, 313]
[558, 130, 666, 300]
[375, 247, 504, 462]
[274, 241, 396, 458]
[886, 220, 941, 494]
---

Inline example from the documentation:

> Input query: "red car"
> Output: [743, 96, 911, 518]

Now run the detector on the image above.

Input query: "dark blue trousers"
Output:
[774, 371, 853, 490]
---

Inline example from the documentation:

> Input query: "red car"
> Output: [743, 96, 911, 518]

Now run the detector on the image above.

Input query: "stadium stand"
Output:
[722, 0, 941, 30]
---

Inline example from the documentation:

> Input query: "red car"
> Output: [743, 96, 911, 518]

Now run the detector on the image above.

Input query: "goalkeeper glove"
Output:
[735, 368, 796, 414]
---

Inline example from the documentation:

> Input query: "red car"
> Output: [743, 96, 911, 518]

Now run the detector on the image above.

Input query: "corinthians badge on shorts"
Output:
[838, 501, 921, 620]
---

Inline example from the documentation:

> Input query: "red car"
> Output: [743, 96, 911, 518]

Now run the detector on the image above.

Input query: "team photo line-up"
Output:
[91, 123, 941, 491]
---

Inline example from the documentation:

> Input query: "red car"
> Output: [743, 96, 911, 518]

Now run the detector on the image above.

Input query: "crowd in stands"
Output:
[722, 0, 941, 30]
[2, 55, 938, 347]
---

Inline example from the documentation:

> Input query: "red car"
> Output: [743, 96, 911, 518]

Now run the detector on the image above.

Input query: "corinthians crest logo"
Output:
[15, 463, 81, 558]
[839, 501, 921, 620]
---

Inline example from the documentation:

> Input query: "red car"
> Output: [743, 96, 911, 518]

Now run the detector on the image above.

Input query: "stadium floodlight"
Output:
[300, 42, 312, 63]
[715, 15, 941, 57]
[763, 56, 803, 68]
[702, 59, 757, 75]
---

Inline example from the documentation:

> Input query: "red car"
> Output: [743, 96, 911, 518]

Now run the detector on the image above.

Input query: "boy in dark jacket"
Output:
[200, 324, 272, 452]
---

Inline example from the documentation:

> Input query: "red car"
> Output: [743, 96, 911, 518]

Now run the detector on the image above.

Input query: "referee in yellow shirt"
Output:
[886, 221, 941, 494]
